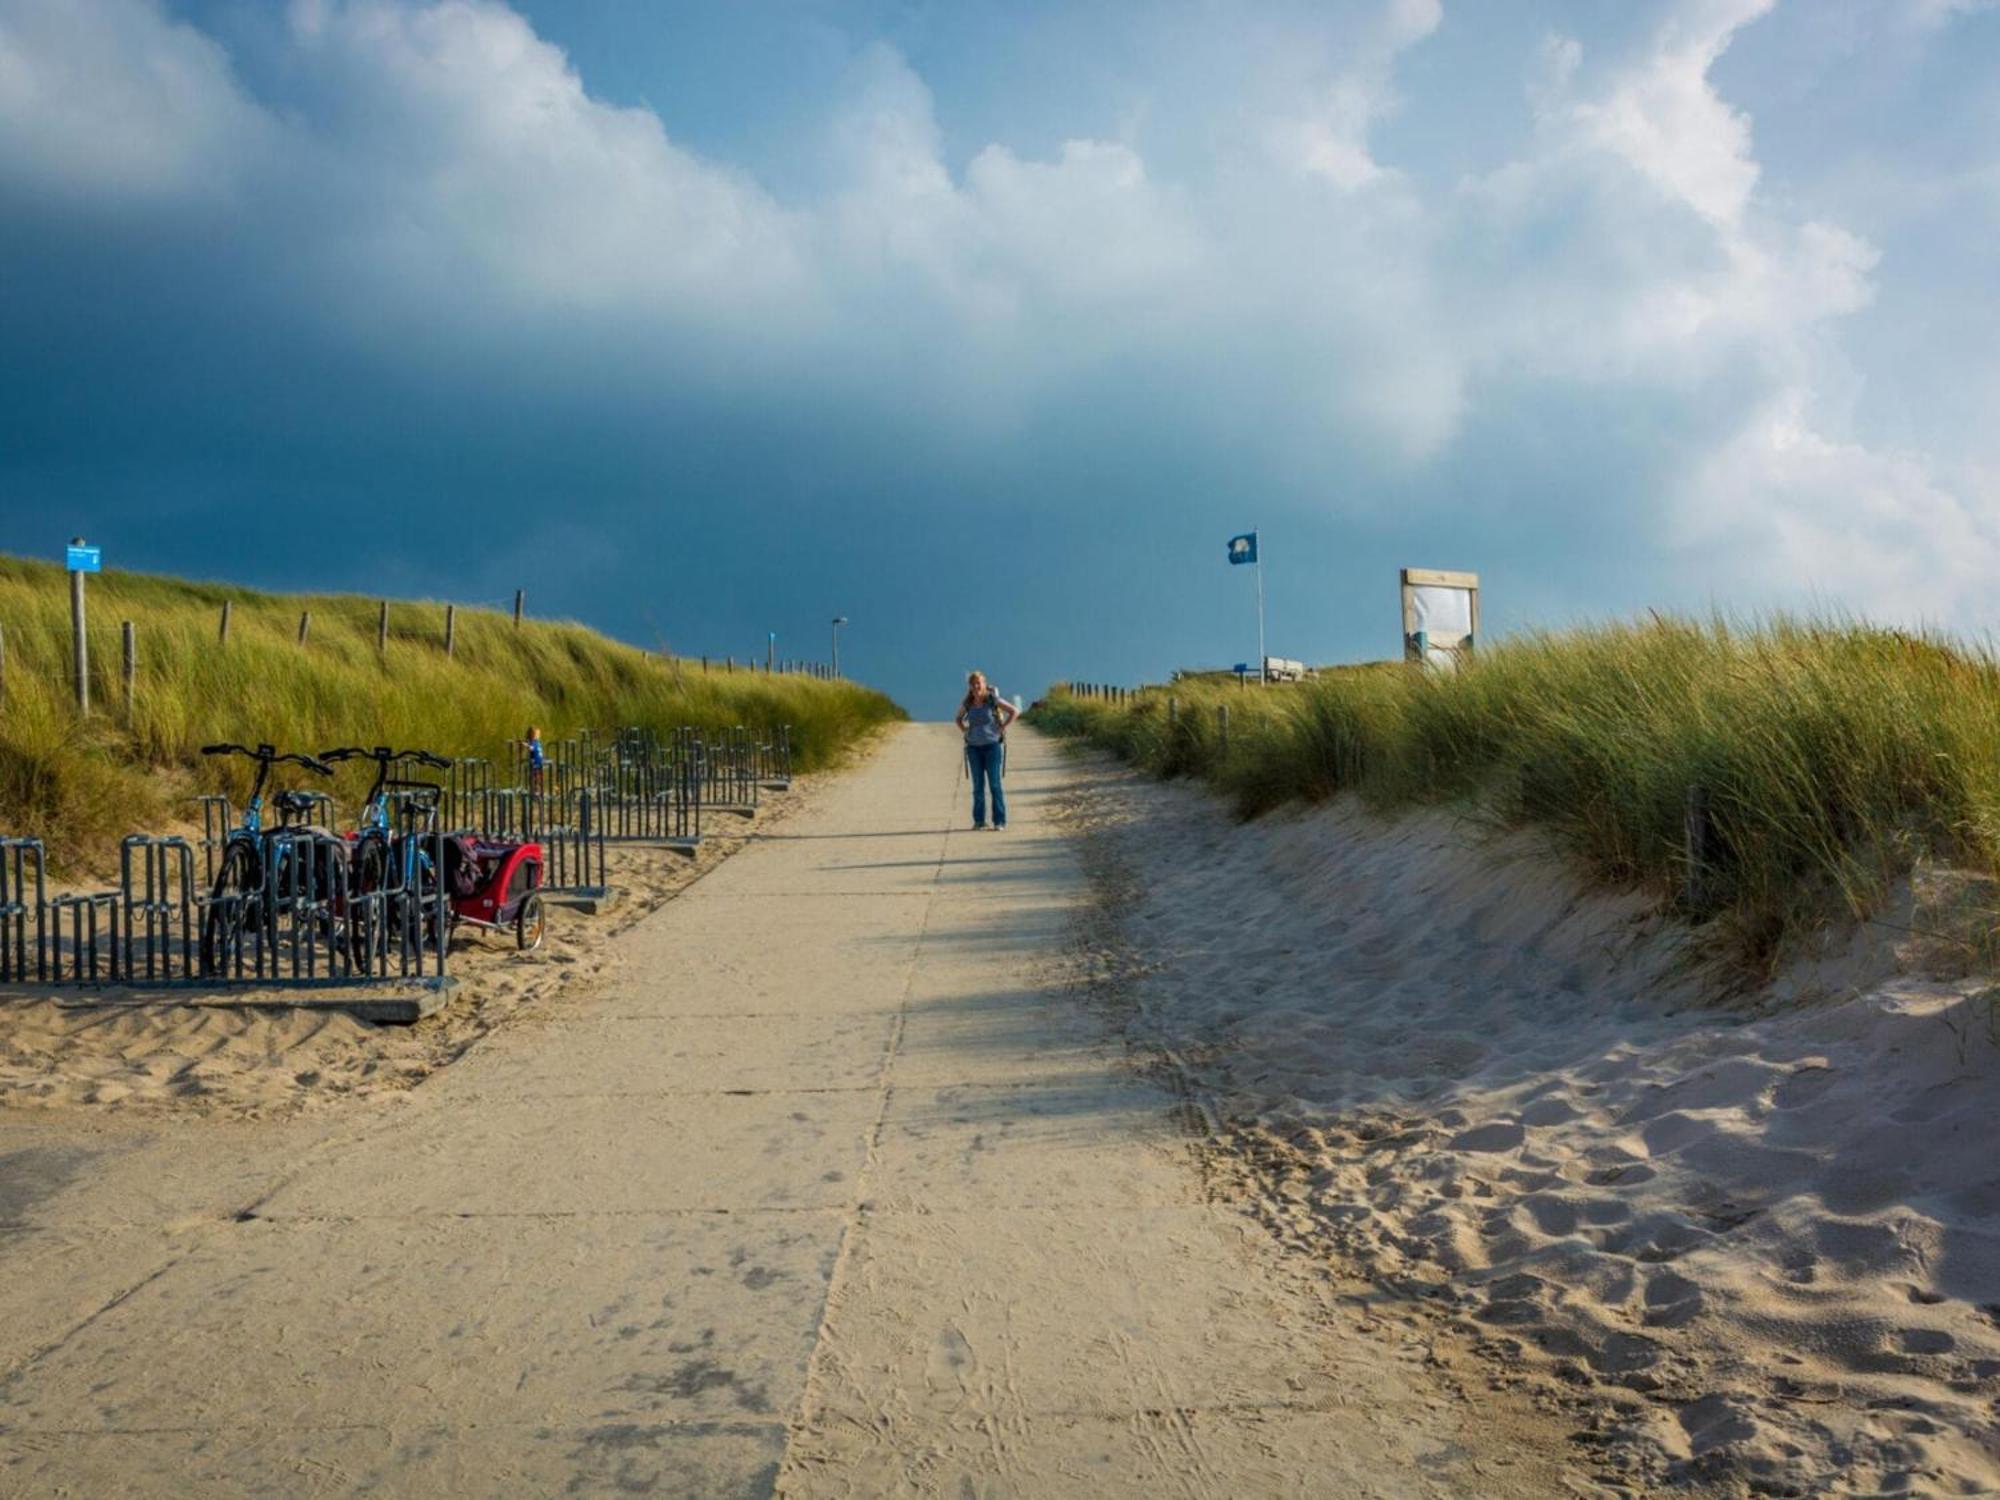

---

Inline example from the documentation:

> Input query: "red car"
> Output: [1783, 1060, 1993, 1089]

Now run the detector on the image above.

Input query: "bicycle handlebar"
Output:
[200, 743, 332, 776]
[319, 746, 453, 770]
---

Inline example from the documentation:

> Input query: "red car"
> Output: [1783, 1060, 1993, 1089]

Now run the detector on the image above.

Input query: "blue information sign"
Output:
[65, 545, 101, 573]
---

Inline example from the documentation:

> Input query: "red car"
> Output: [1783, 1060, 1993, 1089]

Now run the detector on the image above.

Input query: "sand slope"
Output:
[1058, 756, 2000, 1496]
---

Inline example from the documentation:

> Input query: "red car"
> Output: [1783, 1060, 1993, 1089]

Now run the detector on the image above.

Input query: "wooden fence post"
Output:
[121, 619, 136, 704]
[297, 611, 311, 646]
[444, 605, 456, 658]
[218, 600, 231, 645]
[377, 600, 389, 652]
[513, 589, 524, 627]
[1684, 785, 1711, 909]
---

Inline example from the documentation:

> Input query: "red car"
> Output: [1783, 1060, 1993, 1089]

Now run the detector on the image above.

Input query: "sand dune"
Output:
[0, 783, 818, 1119]
[1059, 757, 2000, 1495]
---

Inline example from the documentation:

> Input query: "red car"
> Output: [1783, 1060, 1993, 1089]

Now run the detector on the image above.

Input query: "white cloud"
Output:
[1571, 0, 1774, 226]
[279, 0, 810, 318]
[0, 0, 266, 197]
[1674, 388, 2000, 620]
[1281, 0, 1443, 190]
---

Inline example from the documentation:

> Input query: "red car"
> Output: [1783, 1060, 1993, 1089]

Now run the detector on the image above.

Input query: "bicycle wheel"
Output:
[346, 837, 390, 967]
[200, 839, 262, 975]
[412, 850, 449, 955]
[515, 893, 545, 952]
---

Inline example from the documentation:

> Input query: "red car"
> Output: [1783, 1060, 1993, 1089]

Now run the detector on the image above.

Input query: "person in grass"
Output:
[955, 670, 1016, 830]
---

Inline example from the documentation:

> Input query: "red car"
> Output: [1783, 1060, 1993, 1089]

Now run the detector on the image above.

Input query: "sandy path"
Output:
[0, 725, 1565, 1496]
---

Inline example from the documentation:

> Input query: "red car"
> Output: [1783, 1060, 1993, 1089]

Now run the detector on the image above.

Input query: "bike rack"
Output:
[1, 837, 47, 984]
[193, 796, 233, 889]
[0, 718, 801, 995]
[120, 836, 196, 983]
[50, 891, 119, 984]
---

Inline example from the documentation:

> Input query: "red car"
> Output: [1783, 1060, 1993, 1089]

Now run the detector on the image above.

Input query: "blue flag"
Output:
[1226, 532, 1257, 566]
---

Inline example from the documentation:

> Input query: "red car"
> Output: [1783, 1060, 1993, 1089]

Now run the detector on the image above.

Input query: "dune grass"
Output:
[0, 556, 905, 870]
[1031, 617, 2000, 969]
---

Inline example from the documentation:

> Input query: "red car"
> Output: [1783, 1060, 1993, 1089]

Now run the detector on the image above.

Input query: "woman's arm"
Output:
[954, 707, 969, 731]
[997, 700, 1019, 728]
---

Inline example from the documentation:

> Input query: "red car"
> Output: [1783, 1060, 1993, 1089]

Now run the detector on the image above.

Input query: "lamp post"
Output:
[831, 616, 847, 677]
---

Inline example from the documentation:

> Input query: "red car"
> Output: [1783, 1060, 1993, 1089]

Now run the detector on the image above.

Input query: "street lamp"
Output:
[831, 616, 848, 677]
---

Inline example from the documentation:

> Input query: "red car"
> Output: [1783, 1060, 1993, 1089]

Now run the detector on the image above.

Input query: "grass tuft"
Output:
[1030, 616, 2000, 971]
[0, 556, 905, 870]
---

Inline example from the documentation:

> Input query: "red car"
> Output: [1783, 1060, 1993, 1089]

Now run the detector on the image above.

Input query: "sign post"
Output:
[831, 616, 847, 678]
[66, 538, 100, 714]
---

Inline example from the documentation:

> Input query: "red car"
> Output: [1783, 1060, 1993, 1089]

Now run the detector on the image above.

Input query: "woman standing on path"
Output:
[956, 670, 1017, 830]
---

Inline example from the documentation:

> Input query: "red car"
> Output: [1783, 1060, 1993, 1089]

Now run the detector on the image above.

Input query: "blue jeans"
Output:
[966, 742, 1006, 827]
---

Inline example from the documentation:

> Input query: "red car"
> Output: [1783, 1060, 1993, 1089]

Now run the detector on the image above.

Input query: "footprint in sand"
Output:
[1643, 1270, 1705, 1329]
[1772, 1065, 1837, 1110]
[1450, 1120, 1526, 1153]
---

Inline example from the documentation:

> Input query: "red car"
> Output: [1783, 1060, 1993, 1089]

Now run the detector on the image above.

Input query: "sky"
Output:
[1, 0, 1996, 716]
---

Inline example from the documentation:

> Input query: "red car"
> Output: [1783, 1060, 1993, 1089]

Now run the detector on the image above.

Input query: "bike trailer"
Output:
[441, 834, 546, 950]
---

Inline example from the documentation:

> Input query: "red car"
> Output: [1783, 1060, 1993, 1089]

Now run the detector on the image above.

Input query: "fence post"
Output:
[513, 589, 524, 627]
[377, 600, 389, 652]
[297, 611, 310, 646]
[121, 620, 135, 706]
[218, 600, 231, 645]
[1684, 785, 1711, 909]
[702, 655, 709, 673]
[68, 537, 89, 715]
[444, 605, 456, 658]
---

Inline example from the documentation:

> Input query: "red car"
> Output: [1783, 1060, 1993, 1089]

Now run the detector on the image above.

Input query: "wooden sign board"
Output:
[1401, 568, 1479, 669]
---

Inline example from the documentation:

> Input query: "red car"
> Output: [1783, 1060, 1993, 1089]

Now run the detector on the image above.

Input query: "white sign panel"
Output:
[1401, 568, 1479, 670]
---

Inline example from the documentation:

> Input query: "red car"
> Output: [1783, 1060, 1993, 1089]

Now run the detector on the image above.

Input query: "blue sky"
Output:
[1, 0, 1995, 714]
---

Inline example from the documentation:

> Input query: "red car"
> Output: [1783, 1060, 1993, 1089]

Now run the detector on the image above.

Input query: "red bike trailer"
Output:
[442, 835, 546, 951]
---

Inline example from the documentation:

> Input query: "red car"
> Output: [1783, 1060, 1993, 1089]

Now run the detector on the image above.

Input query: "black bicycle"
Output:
[197, 743, 338, 973]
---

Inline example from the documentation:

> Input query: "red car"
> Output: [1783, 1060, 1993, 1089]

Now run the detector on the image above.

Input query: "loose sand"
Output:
[1055, 751, 2000, 1496]
[0, 780, 821, 1119]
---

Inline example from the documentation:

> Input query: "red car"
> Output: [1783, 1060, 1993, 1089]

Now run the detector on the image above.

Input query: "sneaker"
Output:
[972, 823, 987, 831]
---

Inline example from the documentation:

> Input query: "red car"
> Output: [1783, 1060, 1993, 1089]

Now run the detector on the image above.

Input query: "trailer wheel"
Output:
[515, 893, 546, 952]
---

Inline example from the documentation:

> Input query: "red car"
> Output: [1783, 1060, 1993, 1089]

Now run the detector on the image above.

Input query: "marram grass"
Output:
[0, 556, 905, 870]
[1031, 617, 2000, 970]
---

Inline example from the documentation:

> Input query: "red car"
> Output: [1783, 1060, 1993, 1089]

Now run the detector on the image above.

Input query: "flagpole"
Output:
[1255, 528, 1266, 684]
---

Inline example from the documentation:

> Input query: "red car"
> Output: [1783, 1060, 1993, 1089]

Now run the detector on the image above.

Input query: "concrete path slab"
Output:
[0, 723, 1567, 1496]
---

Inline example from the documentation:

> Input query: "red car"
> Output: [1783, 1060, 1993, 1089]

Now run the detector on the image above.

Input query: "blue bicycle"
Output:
[198, 743, 338, 973]
[320, 746, 452, 963]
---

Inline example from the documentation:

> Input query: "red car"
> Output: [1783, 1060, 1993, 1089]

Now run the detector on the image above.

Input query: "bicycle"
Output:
[197, 743, 339, 974]
[321, 746, 453, 965]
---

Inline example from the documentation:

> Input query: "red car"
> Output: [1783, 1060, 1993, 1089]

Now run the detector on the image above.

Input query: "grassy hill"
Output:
[1032, 616, 2000, 970]
[0, 557, 905, 869]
